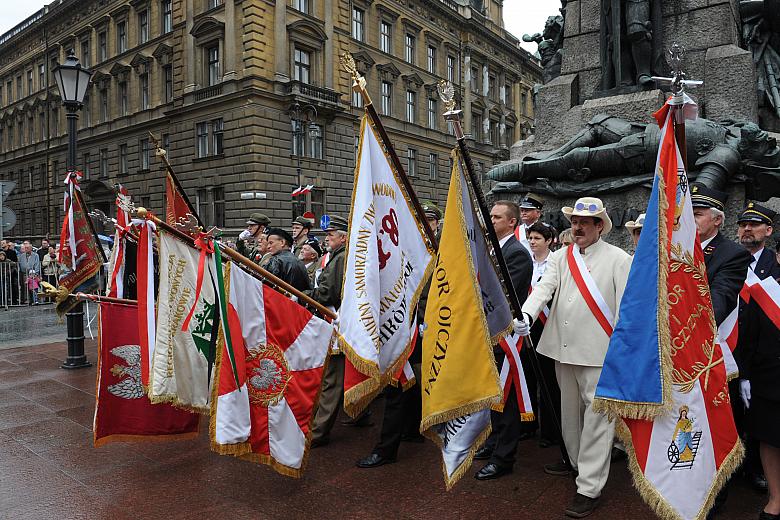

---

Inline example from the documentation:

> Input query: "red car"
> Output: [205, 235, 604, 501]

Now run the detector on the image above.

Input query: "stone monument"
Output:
[491, 0, 779, 248]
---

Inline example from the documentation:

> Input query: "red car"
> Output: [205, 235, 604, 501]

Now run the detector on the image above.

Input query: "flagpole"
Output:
[73, 186, 108, 264]
[135, 208, 336, 322]
[439, 81, 571, 469]
[341, 53, 438, 250]
[148, 131, 204, 228]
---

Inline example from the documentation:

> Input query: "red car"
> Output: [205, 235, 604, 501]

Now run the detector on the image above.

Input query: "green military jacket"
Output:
[306, 244, 345, 311]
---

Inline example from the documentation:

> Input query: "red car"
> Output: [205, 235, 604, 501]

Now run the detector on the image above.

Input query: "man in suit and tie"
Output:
[473, 200, 533, 481]
[514, 196, 632, 518]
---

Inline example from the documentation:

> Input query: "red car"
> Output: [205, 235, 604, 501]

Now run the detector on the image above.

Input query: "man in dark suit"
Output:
[474, 200, 533, 480]
[736, 203, 780, 498]
[691, 185, 753, 518]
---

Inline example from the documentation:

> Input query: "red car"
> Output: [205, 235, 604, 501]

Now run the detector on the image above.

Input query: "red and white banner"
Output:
[211, 263, 333, 477]
[135, 219, 156, 387]
[497, 332, 534, 420]
[567, 244, 614, 336]
[742, 269, 780, 329]
[107, 185, 132, 299]
[94, 302, 199, 447]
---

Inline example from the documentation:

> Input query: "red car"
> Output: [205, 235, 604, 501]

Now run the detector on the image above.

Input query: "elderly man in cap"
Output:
[264, 227, 311, 292]
[514, 196, 632, 518]
[298, 237, 322, 287]
[291, 216, 316, 258]
[237, 212, 271, 264]
[516, 193, 544, 253]
[421, 200, 442, 236]
[736, 202, 780, 519]
[624, 213, 645, 249]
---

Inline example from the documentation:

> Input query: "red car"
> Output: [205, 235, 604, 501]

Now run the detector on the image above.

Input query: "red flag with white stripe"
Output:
[497, 332, 534, 420]
[211, 262, 333, 477]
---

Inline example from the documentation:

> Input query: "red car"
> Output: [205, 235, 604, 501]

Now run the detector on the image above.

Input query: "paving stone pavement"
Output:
[0, 340, 766, 520]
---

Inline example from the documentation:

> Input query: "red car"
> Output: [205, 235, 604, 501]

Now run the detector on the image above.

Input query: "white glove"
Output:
[238, 229, 252, 240]
[512, 314, 531, 336]
[740, 379, 751, 409]
[418, 323, 426, 337]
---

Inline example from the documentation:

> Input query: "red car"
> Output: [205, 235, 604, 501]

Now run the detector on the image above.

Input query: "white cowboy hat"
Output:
[561, 197, 613, 235]
[624, 213, 646, 231]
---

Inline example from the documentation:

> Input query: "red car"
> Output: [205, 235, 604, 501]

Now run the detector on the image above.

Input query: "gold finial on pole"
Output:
[340, 51, 372, 106]
[437, 80, 457, 113]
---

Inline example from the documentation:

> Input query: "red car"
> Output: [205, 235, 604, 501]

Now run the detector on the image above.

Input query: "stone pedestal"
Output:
[705, 45, 757, 123]
[581, 90, 666, 126]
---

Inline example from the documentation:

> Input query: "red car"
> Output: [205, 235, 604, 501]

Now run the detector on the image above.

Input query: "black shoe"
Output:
[544, 460, 574, 476]
[749, 473, 768, 494]
[517, 430, 536, 441]
[610, 446, 627, 463]
[310, 437, 329, 448]
[356, 453, 395, 468]
[474, 446, 493, 460]
[401, 433, 425, 443]
[565, 493, 599, 518]
[759, 511, 780, 520]
[474, 463, 513, 480]
[539, 438, 558, 448]
[341, 411, 374, 427]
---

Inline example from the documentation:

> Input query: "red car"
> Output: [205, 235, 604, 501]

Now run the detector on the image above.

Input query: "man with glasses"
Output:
[514, 196, 632, 518]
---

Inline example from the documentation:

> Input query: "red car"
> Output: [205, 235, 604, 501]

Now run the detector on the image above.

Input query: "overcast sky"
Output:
[0, 0, 561, 53]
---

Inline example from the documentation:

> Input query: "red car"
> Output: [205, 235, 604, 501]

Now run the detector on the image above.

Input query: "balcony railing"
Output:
[285, 81, 341, 105]
[193, 84, 223, 102]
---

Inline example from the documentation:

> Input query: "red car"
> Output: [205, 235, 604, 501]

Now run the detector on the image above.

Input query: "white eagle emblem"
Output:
[107, 344, 145, 399]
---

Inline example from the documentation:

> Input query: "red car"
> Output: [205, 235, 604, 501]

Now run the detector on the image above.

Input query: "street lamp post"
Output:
[287, 102, 317, 216]
[53, 50, 93, 370]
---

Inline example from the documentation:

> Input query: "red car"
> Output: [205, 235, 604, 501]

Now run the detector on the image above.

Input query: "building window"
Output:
[406, 90, 416, 123]
[139, 138, 150, 170]
[447, 55, 455, 82]
[521, 92, 527, 115]
[38, 63, 45, 89]
[352, 7, 364, 41]
[206, 44, 220, 85]
[119, 81, 128, 115]
[28, 115, 34, 143]
[212, 118, 224, 155]
[308, 124, 323, 159]
[472, 113, 482, 142]
[138, 10, 149, 44]
[98, 32, 107, 62]
[119, 144, 128, 175]
[427, 98, 437, 130]
[196, 187, 225, 227]
[381, 81, 392, 116]
[140, 74, 149, 110]
[380, 21, 392, 53]
[81, 40, 90, 68]
[429, 153, 438, 180]
[27, 71, 33, 95]
[28, 167, 34, 191]
[291, 121, 323, 159]
[7, 125, 13, 149]
[117, 21, 127, 54]
[352, 89, 363, 108]
[82, 153, 90, 179]
[489, 75, 496, 100]
[83, 95, 91, 127]
[427, 46, 436, 74]
[100, 88, 109, 122]
[163, 133, 170, 156]
[197, 122, 209, 157]
[52, 108, 59, 137]
[292, 0, 309, 13]
[405, 34, 415, 64]
[39, 112, 45, 140]
[18, 120, 23, 147]
[164, 65, 173, 102]
[293, 47, 311, 84]
[208, 0, 223, 8]
[99, 148, 108, 178]
[6, 81, 11, 103]
[291, 120, 304, 156]
[16, 75, 22, 100]
[471, 66, 479, 92]
[162, 0, 173, 33]
[407, 148, 417, 176]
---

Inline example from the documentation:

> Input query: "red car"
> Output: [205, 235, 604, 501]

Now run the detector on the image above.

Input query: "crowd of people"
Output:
[231, 187, 779, 520]
[0, 238, 61, 307]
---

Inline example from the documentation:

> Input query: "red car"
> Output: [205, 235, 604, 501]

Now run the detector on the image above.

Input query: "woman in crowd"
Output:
[41, 246, 60, 287]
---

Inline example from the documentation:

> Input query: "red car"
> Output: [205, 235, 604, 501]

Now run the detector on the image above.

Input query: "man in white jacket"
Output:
[514, 196, 632, 518]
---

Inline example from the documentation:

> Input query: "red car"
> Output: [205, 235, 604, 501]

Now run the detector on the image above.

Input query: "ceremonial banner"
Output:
[56, 171, 104, 316]
[106, 185, 132, 299]
[594, 99, 742, 520]
[150, 231, 219, 413]
[420, 150, 507, 489]
[210, 262, 332, 477]
[339, 114, 434, 416]
[94, 301, 199, 447]
[165, 172, 195, 226]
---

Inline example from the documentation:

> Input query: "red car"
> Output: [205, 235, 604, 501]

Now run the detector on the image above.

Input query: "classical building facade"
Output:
[0, 0, 540, 240]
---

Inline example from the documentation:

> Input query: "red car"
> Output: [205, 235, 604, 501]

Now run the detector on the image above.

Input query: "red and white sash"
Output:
[135, 219, 156, 387]
[742, 269, 780, 330]
[498, 333, 534, 420]
[567, 244, 615, 337]
[529, 286, 550, 325]
[716, 301, 740, 378]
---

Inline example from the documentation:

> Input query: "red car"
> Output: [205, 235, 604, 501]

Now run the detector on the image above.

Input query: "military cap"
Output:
[292, 215, 314, 229]
[266, 227, 294, 246]
[421, 200, 442, 221]
[323, 215, 349, 232]
[304, 237, 322, 256]
[246, 212, 271, 226]
[519, 193, 544, 210]
[738, 202, 776, 225]
[690, 184, 727, 212]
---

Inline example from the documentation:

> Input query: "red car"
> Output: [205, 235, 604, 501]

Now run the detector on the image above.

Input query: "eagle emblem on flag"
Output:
[247, 343, 292, 407]
[108, 344, 144, 400]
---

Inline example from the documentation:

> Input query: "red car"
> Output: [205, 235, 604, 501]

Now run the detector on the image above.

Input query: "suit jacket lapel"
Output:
[755, 248, 775, 279]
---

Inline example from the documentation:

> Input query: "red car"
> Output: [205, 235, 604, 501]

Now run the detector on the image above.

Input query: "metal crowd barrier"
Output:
[0, 262, 64, 309]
